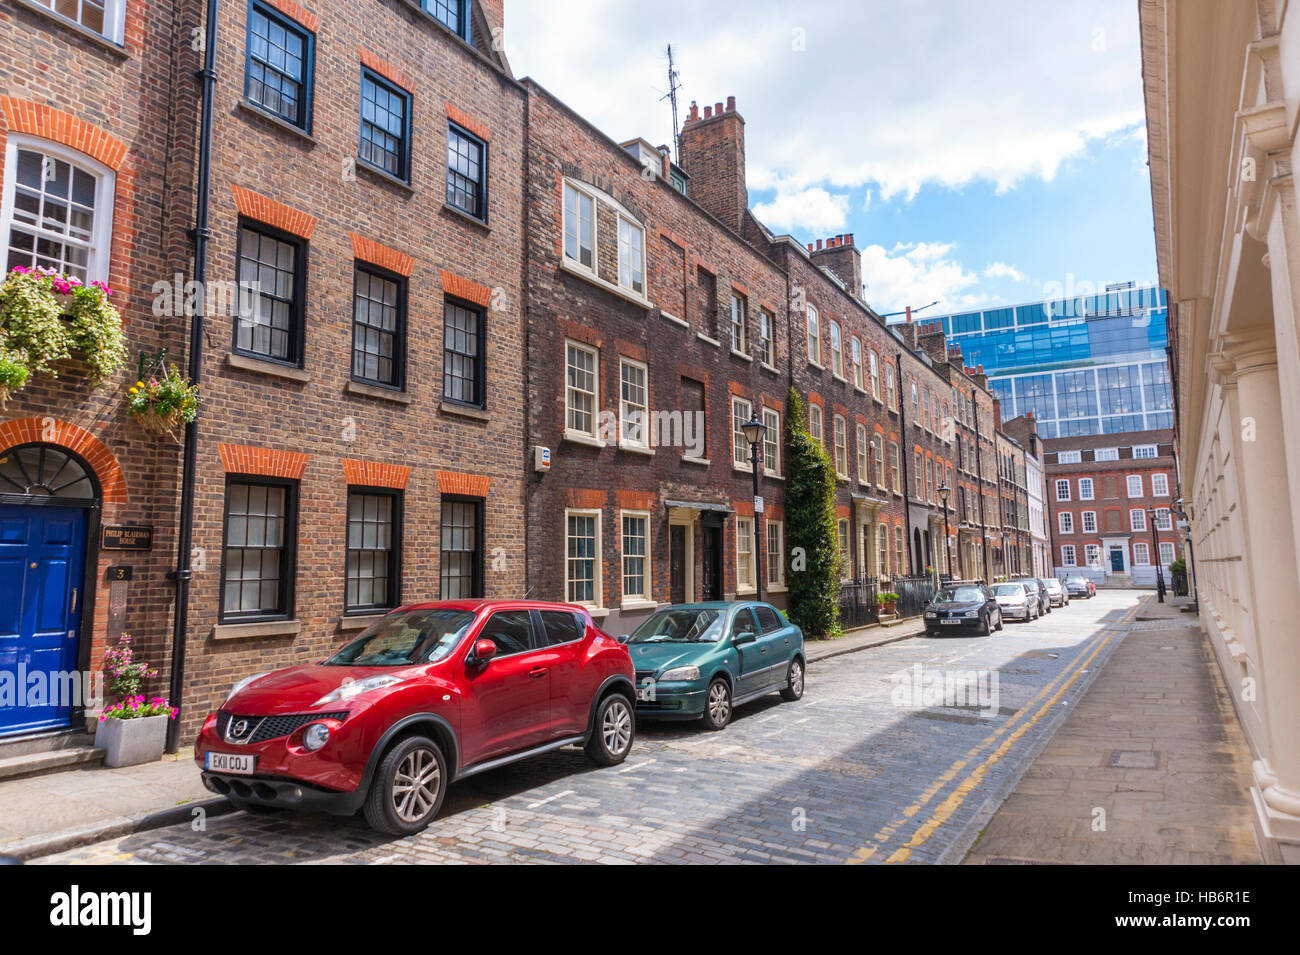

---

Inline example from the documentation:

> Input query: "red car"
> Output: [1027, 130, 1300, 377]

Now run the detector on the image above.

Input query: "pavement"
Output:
[963, 595, 1262, 864]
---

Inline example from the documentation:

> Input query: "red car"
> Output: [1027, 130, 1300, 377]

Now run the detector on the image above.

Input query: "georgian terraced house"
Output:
[0, 0, 1049, 753]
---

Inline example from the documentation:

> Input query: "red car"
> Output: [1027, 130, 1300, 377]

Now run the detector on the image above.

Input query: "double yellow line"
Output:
[848, 597, 1148, 864]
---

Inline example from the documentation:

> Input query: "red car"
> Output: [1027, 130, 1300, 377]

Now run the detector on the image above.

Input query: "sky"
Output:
[505, 0, 1158, 317]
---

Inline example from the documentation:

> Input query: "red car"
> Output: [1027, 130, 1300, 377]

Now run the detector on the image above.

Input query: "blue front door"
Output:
[1110, 547, 1125, 573]
[0, 504, 87, 736]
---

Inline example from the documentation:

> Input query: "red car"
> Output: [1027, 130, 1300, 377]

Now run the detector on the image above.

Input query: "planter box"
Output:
[97, 714, 168, 768]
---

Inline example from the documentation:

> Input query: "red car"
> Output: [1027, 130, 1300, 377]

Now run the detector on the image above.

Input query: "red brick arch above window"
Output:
[445, 103, 491, 142]
[0, 418, 127, 504]
[0, 99, 127, 171]
[263, 0, 320, 32]
[231, 185, 317, 239]
[342, 459, 411, 490]
[437, 470, 490, 498]
[218, 444, 309, 480]
[359, 46, 416, 92]
[439, 269, 492, 307]
[351, 233, 413, 277]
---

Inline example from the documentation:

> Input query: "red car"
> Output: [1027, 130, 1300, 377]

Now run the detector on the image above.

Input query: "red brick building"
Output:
[1044, 429, 1181, 585]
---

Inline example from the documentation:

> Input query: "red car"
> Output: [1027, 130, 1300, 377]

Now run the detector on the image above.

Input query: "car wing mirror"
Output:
[617, 633, 630, 644]
[732, 631, 757, 647]
[469, 638, 498, 665]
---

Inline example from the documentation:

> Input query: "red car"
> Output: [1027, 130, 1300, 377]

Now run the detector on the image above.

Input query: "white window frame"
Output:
[833, 414, 849, 478]
[766, 520, 784, 588]
[837, 518, 851, 576]
[809, 402, 824, 442]
[869, 350, 881, 401]
[1154, 507, 1173, 531]
[1158, 541, 1176, 565]
[732, 396, 753, 469]
[30, 0, 126, 44]
[617, 214, 645, 295]
[2, 135, 116, 283]
[730, 291, 748, 355]
[890, 441, 901, 493]
[1094, 447, 1119, 461]
[564, 340, 600, 441]
[565, 508, 603, 609]
[736, 516, 756, 593]
[1061, 544, 1077, 566]
[620, 510, 651, 603]
[874, 434, 886, 491]
[1151, 472, 1169, 496]
[829, 320, 845, 379]
[886, 364, 897, 411]
[856, 423, 869, 483]
[1130, 508, 1146, 532]
[1078, 478, 1094, 500]
[1133, 444, 1158, 459]
[1058, 511, 1074, 534]
[1084, 544, 1101, 567]
[1081, 510, 1097, 534]
[562, 181, 596, 275]
[762, 407, 781, 476]
[1132, 541, 1150, 566]
[1057, 450, 1082, 464]
[618, 356, 649, 450]
[1126, 474, 1144, 498]
[759, 309, 774, 366]
[806, 304, 821, 366]
[1055, 479, 1071, 501]
[851, 336, 863, 389]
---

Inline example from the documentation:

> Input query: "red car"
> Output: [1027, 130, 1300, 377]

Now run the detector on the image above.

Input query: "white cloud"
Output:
[983, 262, 1026, 282]
[506, 0, 1146, 206]
[859, 242, 990, 315]
[752, 185, 850, 233]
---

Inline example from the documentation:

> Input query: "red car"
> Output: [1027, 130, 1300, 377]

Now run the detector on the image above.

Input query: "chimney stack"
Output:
[678, 94, 747, 233]
[809, 232, 863, 301]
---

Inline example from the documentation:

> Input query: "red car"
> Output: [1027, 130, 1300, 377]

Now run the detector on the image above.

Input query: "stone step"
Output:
[0, 745, 104, 783]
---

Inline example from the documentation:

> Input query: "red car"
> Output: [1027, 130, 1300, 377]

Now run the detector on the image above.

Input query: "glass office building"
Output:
[899, 283, 1172, 438]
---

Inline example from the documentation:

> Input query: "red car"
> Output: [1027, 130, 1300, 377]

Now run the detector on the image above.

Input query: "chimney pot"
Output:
[715, 102, 724, 115]
[689, 101, 699, 122]
[816, 239, 823, 251]
[726, 95, 736, 111]
[806, 243, 814, 253]
[848, 233, 855, 246]
[703, 105, 712, 119]
[905, 305, 912, 323]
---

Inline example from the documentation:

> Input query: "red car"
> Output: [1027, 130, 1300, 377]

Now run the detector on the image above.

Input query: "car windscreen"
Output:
[628, 609, 723, 643]
[935, 587, 985, 603]
[324, 609, 477, 666]
[990, 584, 1024, 597]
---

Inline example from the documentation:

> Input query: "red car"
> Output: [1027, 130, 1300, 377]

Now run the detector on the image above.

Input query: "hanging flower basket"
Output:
[127, 363, 201, 438]
[0, 266, 126, 399]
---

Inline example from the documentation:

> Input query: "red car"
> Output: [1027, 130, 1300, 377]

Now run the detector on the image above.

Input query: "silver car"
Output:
[1040, 577, 1068, 607]
[991, 582, 1038, 621]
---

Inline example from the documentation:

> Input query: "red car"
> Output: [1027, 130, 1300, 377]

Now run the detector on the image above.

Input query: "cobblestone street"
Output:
[38, 592, 1151, 865]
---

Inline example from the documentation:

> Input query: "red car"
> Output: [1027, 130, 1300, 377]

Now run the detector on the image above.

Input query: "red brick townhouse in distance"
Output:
[177, 0, 526, 738]
[0, 0, 195, 743]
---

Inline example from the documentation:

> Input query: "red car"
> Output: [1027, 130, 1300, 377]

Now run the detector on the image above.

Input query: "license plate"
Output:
[206, 751, 256, 775]
[940, 618, 962, 625]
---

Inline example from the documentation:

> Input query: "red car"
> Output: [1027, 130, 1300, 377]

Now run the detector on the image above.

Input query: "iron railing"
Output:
[838, 576, 879, 630]
[894, 575, 940, 619]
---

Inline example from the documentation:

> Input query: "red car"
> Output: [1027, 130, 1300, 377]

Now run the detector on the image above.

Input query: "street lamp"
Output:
[938, 483, 952, 582]
[741, 411, 768, 601]
[1147, 505, 1165, 603]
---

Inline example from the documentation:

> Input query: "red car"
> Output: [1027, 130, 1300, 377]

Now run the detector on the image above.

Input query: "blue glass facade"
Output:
[904, 285, 1172, 438]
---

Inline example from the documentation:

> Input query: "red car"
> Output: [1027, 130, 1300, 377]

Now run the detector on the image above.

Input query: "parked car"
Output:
[1041, 577, 1069, 607]
[923, 583, 1003, 636]
[624, 602, 805, 730]
[1063, 576, 1093, 599]
[1012, 577, 1051, 616]
[990, 581, 1039, 621]
[195, 600, 636, 835]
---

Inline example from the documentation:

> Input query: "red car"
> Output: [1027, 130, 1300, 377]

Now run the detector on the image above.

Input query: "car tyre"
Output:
[780, 658, 805, 702]
[363, 735, 447, 836]
[994, 610, 1003, 631]
[979, 613, 991, 636]
[701, 677, 733, 731]
[585, 693, 635, 766]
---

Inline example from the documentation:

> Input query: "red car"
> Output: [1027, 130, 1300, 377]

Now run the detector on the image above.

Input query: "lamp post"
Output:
[938, 482, 953, 582]
[1147, 505, 1165, 603]
[741, 412, 768, 601]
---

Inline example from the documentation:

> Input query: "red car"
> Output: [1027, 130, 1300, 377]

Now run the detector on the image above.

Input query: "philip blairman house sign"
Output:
[102, 525, 154, 551]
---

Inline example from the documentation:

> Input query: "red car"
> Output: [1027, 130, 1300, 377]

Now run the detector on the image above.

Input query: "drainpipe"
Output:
[895, 352, 915, 575]
[166, 0, 218, 754]
[971, 387, 989, 582]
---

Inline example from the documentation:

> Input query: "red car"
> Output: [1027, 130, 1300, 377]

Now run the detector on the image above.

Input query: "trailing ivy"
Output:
[783, 387, 843, 639]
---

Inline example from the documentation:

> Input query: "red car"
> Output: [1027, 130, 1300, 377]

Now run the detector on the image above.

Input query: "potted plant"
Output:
[127, 363, 201, 437]
[878, 591, 900, 614]
[98, 695, 178, 768]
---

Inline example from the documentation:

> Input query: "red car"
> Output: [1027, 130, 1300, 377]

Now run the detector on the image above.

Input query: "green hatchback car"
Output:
[623, 602, 805, 730]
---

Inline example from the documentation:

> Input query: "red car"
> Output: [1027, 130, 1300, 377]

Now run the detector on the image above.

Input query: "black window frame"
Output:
[244, 0, 315, 132]
[233, 217, 308, 368]
[350, 260, 408, 390]
[343, 486, 403, 615]
[357, 67, 413, 184]
[445, 122, 488, 221]
[442, 295, 487, 409]
[439, 494, 484, 599]
[419, 0, 470, 42]
[218, 475, 299, 624]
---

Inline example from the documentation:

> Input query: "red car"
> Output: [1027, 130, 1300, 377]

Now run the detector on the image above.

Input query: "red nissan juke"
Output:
[194, 600, 636, 835]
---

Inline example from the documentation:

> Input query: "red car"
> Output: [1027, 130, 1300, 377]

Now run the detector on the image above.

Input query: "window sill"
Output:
[760, 362, 780, 375]
[619, 443, 654, 457]
[347, 379, 413, 404]
[212, 619, 302, 641]
[682, 456, 710, 467]
[11, 0, 130, 57]
[697, 332, 722, 348]
[581, 605, 609, 619]
[832, 373, 849, 385]
[619, 599, 658, 612]
[441, 400, 491, 422]
[441, 202, 490, 232]
[808, 360, 825, 372]
[730, 348, 753, 363]
[339, 612, 389, 632]
[558, 257, 652, 309]
[660, 310, 689, 329]
[227, 352, 311, 383]
[733, 463, 756, 476]
[564, 430, 606, 449]
[736, 587, 757, 597]
[763, 471, 785, 481]
[236, 99, 317, 145]
[853, 384, 868, 395]
[765, 584, 788, 594]
[357, 160, 416, 194]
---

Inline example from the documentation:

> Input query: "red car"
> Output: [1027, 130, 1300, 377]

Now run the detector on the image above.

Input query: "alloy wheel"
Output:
[602, 698, 633, 756]
[708, 682, 730, 723]
[391, 746, 441, 823]
[790, 661, 804, 695]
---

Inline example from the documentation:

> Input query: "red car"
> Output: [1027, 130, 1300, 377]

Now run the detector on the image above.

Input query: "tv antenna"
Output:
[662, 44, 682, 162]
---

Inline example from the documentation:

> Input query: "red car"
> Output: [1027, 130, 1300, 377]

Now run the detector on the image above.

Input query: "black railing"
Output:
[838, 576, 879, 630]
[1171, 570, 1188, 597]
[894, 575, 939, 619]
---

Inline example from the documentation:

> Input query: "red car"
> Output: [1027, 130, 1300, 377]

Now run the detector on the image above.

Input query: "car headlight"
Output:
[302, 723, 331, 751]
[226, 672, 269, 702]
[659, 666, 700, 682]
[312, 674, 405, 707]
[924, 611, 936, 619]
[964, 610, 979, 617]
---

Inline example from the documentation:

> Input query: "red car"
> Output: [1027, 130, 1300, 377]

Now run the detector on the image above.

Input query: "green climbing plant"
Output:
[783, 387, 843, 639]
